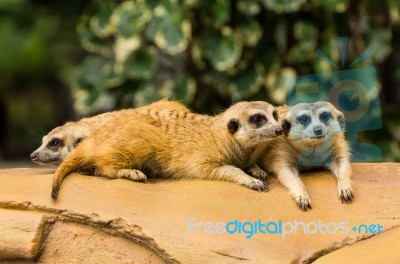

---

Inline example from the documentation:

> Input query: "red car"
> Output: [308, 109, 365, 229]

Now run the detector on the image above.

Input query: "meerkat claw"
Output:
[296, 196, 312, 211]
[340, 188, 354, 203]
[247, 178, 268, 192]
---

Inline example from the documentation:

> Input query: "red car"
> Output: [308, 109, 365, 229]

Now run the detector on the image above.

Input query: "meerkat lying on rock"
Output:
[51, 101, 283, 200]
[30, 99, 190, 166]
[260, 101, 353, 211]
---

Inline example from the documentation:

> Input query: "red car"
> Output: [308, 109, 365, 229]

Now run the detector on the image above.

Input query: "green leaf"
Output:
[89, 0, 115, 38]
[367, 26, 392, 63]
[77, 22, 112, 56]
[293, 21, 318, 42]
[265, 66, 296, 104]
[259, 0, 307, 13]
[112, 1, 151, 38]
[76, 55, 107, 90]
[234, 18, 262, 47]
[113, 36, 141, 62]
[100, 62, 126, 89]
[200, 29, 242, 71]
[124, 48, 156, 79]
[287, 21, 318, 63]
[201, 71, 231, 96]
[311, 0, 348, 13]
[211, 1, 230, 27]
[287, 43, 316, 64]
[170, 75, 197, 104]
[150, 10, 191, 55]
[236, 0, 261, 15]
[133, 80, 158, 106]
[228, 66, 264, 100]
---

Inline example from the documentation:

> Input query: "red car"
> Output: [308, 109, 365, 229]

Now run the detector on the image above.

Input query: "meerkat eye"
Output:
[48, 139, 62, 149]
[319, 112, 331, 122]
[250, 114, 266, 125]
[273, 111, 278, 121]
[297, 114, 310, 125]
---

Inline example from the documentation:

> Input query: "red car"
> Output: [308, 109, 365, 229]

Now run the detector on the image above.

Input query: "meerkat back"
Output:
[51, 101, 284, 200]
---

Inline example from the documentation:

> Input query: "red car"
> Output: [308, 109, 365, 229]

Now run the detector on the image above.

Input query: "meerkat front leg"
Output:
[275, 165, 311, 211]
[329, 157, 354, 203]
[247, 163, 268, 183]
[208, 165, 268, 191]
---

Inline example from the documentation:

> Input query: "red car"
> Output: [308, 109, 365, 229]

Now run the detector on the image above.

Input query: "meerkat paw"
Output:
[115, 169, 148, 182]
[295, 193, 312, 211]
[244, 178, 269, 192]
[339, 185, 354, 203]
[247, 165, 268, 182]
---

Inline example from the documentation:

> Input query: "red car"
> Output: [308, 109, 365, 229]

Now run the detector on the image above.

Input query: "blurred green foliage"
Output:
[75, 0, 399, 115]
[72, 0, 400, 161]
[0, 0, 399, 162]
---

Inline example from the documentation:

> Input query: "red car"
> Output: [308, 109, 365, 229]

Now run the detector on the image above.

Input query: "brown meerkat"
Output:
[245, 105, 290, 180]
[260, 101, 353, 211]
[50, 101, 284, 200]
[30, 99, 190, 166]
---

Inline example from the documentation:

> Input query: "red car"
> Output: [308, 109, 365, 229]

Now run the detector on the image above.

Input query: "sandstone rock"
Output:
[0, 163, 399, 263]
[0, 209, 45, 260]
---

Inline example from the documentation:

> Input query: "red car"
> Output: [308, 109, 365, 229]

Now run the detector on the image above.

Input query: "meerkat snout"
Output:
[313, 126, 323, 137]
[275, 127, 283, 136]
[30, 152, 38, 162]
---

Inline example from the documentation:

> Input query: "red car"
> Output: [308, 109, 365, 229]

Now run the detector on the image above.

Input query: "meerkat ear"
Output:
[337, 111, 345, 123]
[227, 119, 240, 134]
[282, 119, 291, 136]
[334, 109, 345, 129]
[74, 137, 85, 147]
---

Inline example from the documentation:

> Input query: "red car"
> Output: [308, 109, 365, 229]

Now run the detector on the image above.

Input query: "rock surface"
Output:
[0, 163, 399, 263]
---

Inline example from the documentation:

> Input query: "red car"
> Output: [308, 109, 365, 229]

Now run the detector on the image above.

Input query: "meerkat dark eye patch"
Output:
[249, 114, 266, 127]
[47, 138, 63, 150]
[228, 119, 239, 134]
[297, 114, 311, 126]
[319, 111, 332, 123]
[273, 111, 278, 121]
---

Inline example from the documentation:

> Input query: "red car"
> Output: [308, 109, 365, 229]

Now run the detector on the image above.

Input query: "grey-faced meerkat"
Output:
[260, 101, 353, 211]
[51, 101, 284, 200]
[30, 99, 190, 166]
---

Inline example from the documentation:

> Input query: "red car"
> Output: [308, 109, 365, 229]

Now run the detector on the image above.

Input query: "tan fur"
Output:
[31, 99, 190, 166]
[245, 105, 290, 179]
[260, 102, 353, 211]
[51, 101, 283, 200]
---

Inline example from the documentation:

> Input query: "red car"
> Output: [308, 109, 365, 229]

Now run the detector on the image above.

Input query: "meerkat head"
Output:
[282, 101, 345, 146]
[30, 123, 90, 166]
[222, 101, 283, 147]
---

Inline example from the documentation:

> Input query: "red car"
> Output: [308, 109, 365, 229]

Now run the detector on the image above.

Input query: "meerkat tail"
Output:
[51, 149, 85, 200]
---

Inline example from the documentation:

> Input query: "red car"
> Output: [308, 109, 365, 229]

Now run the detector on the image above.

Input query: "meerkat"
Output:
[50, 101, 284, 200]
[246, 105, 290, 180]
[260, 101, 353, 211]
[30, 99, 190, 166]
